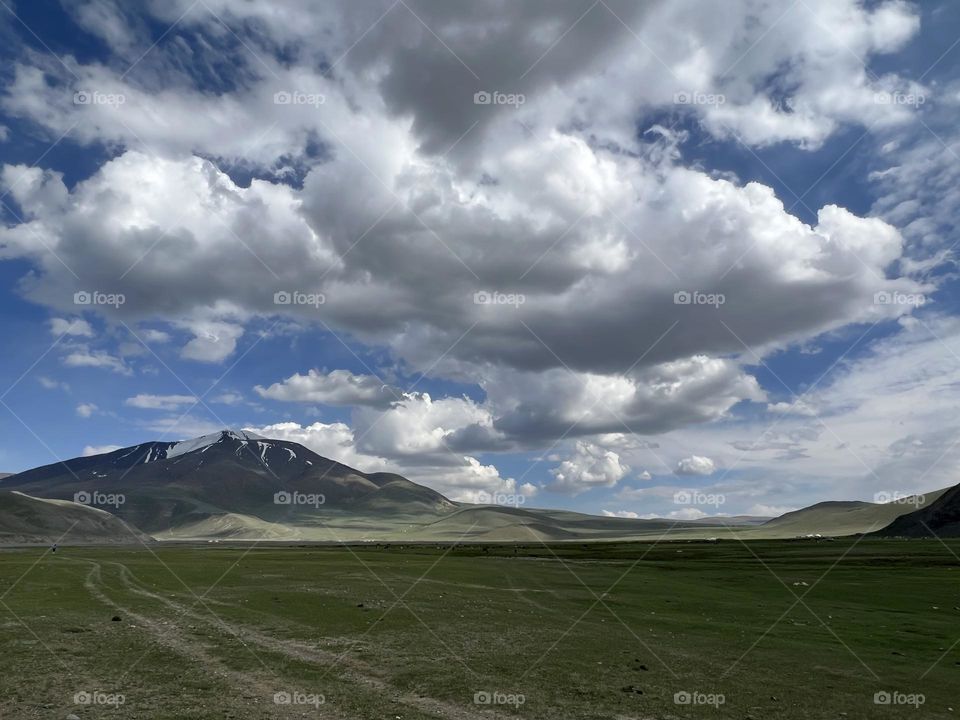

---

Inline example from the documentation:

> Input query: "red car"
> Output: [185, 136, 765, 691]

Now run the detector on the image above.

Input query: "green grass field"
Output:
[0, 540, 957, 719]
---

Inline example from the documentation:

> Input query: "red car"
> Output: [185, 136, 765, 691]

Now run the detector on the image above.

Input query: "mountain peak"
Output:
[165, 429, 266, 459]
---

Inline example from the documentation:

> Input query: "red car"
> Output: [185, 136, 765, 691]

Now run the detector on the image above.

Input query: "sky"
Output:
[1, 0, 959, 521]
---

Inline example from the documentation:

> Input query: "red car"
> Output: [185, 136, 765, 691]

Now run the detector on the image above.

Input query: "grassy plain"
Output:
[0, 540, 957, 719]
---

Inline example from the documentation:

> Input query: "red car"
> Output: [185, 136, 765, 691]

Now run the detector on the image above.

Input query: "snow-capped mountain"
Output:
[1, 430, 455, 533]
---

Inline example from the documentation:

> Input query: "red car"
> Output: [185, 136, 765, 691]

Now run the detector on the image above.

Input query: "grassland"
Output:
[0, 539, 957, 719]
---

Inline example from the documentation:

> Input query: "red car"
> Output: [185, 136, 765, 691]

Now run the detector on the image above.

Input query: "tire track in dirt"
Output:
[80, 560, 332, 719]
[81, 559, 513, 720]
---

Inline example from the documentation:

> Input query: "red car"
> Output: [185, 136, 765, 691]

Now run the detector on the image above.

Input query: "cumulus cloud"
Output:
[255, 369, 397, 409]
[247, 420, 518, 502]
[179, 320, 245, 363]
[0, 0, 946, 515]
[548, 441, 630, 495]
[675, 455, 716, 476]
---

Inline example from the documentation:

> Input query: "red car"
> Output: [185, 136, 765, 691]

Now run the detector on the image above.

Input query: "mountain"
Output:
[3, 430, 954, 543]
[753, 490, 949, 537]
[0, 430, 455, 535]
[0, 490, 150, 545]
[876, 484, 960, 537]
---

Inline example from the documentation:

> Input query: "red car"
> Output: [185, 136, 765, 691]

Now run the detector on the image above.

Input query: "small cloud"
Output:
[49, 317, 93, 337]
[37, 376, 68, 391]
[766, 401, 817, 417]
[125, 394, 197, 411]
[211, 391, 245, 406]
[547, 441, 630, 495]
[141, 329, 171, 343]
[748, 503, 796, 517]
[668, 507, 708, 520]
[180, 321, 243, 363]
[82, 444, 121, 456]
[676, 455, 716, 476]
[63, 348, 131, 375]
[76, 402, 97, 418]
[638, 470, 652, 481]
[601, 509, 639, 518]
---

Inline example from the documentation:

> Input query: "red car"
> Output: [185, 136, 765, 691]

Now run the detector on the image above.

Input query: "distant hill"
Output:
[0, 491, 150, 545]
[754, 491, 949, 537]
[876, 485, 960, 537]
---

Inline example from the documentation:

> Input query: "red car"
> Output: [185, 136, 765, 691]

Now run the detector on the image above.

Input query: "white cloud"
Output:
[125, 394, 197, 411]
[255, 369, 397, 409]
[76, 402, 97, 418]
[82, 444, 122, 456]
[767, 401, 818, 417]
[63, 348, 131, 375]
[179, 320, 244, 363]
[548, 441, 630, 495]
[37, 376, 68, 391]
[141, 329, 171, 343]
[749, 504, 796, 517]
[246, 421, 387, 473]
[247, 420, 517, 502]
[602, 509, 639, 519]
[49, 317, 93, 337]
[675, 455, 716, 476]
[667, 507, 708, 520]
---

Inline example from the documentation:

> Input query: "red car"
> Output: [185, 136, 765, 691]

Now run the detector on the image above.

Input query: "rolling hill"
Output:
[0, 490, 150, 545]
[747, 491, 949, 538]
[875, 484, 960, 537]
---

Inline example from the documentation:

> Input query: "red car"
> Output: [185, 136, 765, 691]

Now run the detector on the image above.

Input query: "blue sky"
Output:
[1, 0, 959, 520]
